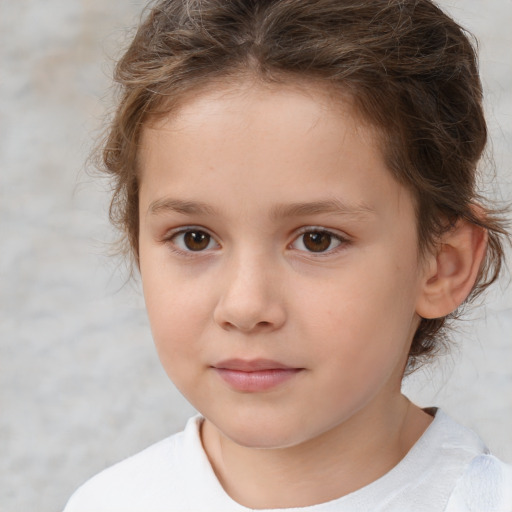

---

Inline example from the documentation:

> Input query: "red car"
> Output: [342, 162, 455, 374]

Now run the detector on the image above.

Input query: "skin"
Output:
[137, 80, 438, 508]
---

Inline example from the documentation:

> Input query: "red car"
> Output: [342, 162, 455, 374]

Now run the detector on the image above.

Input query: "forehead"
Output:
[138, 79, 412, 222]
[140, 79, 374, 167]
[142, 77, 376, 147]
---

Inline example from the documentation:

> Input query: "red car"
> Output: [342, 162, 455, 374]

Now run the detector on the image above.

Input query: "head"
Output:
[102, 0, 508, 373]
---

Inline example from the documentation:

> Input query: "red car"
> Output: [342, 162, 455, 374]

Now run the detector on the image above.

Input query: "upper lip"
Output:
[213, 358, 299, 372]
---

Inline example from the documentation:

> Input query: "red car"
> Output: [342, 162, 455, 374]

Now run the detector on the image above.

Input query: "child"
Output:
[64, 0, 512, 510]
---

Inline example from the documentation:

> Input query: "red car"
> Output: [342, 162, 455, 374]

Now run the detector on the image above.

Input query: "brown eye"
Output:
[183, 230, 211, 251]
[302, 232, 332, 252]
[170, 229, 217, 252]
[291, 229, 344, 254]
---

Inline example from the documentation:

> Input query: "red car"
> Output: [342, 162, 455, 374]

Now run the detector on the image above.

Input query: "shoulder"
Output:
[397, 409, 512, 512]
[445, 454, 512, 512]
[63, 416, 203, 512]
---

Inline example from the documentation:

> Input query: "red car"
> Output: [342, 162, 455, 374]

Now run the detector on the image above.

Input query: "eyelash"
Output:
[163, 226, 350, 257]
[164, 227, 219, 256]
[289, 227, 350, 256]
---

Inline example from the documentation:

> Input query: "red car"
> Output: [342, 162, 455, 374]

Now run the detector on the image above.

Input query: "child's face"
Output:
[138, 81, 427, 449]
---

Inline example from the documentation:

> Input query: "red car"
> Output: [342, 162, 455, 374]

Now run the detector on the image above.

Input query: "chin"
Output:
[213, 414, 315, 450]
[227, 431, 299, 450]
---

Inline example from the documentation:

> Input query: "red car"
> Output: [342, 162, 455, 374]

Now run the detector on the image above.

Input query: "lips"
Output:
[212, 359, 304, 392]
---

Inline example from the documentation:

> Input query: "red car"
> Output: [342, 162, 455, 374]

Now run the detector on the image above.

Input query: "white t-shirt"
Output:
[63, 410, 512, 511]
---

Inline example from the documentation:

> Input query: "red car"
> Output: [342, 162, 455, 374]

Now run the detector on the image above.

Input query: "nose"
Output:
[213, 253, 287, 334]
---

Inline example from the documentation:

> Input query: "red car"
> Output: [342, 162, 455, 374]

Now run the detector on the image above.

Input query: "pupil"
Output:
[304, 232, 331, 252]
[184, 231, 210, 251]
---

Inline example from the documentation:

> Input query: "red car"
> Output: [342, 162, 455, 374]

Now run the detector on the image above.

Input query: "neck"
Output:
[201, 394, 433, 509]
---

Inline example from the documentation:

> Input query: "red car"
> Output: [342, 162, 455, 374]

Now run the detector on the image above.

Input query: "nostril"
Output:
[218, 318, 279, 333]
[212, 282, 287, 333]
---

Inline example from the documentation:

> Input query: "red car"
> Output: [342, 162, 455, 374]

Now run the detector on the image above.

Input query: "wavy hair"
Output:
[100, 0, 509, 371]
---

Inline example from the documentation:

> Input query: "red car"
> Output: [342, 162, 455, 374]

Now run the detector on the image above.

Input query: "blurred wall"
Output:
[0, 1, 510, 511]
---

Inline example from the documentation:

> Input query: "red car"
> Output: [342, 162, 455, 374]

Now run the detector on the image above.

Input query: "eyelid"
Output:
[163, 226, 221, 254]
[289, 226, 351, 255]
[160, 225, 350, 257]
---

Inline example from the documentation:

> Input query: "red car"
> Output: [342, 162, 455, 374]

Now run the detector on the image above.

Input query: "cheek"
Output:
[300, 256, 418, 367]
[146, 286, 207, 340]
[296, 281, 414, 415]
[140, 257, 213, 373]
[145, 291, 206, 394]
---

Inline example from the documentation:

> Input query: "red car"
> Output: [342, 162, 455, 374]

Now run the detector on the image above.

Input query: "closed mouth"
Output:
[212, 358, 301, 372]
[212, 359, 304, 392]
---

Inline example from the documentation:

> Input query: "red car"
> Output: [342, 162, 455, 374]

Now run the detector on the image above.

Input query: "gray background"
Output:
[0, 1, 510, 511]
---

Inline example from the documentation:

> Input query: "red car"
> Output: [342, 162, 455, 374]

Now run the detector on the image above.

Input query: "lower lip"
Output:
[214, 368, 303, 392]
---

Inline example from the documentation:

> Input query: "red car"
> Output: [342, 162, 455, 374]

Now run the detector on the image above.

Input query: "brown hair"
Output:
[101, 0, 509, 371]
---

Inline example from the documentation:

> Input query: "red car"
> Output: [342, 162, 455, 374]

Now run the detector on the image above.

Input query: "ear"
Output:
[416, 219, 487, 319]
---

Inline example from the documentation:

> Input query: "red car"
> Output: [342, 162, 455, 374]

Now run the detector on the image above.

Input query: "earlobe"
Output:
[416, 219, 488, 319]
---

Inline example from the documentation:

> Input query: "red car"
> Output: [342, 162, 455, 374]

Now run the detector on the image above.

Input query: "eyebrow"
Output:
[269, 199, 376, 220]
[147, 197, 375, 219]
[147, 198, 218, 217]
